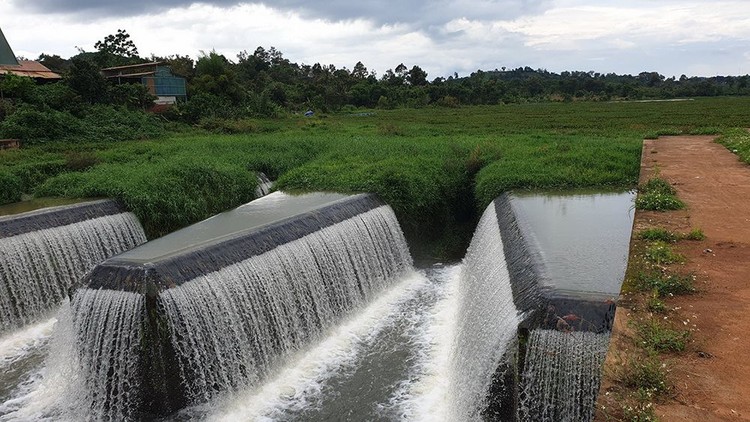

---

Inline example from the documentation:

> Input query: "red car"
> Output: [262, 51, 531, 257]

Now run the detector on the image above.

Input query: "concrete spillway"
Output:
[0, 199, 146, 334]
[71, 192, 413, 420]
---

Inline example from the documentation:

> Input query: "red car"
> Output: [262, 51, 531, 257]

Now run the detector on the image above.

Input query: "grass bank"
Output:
[2, 97, 750, 258]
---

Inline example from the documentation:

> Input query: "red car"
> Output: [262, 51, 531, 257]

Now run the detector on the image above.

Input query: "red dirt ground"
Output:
[599, 135, 750, 421]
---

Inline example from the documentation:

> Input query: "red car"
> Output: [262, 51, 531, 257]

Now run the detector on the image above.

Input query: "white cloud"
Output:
[1, 0, 749, 78]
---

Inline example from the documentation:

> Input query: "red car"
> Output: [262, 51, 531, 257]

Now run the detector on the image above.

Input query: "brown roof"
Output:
[0, 60, 61, 79]
[101, 61, 163, 71]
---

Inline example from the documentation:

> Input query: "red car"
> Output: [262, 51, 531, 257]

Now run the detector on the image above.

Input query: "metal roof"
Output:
[0, 27, 19, 66]
[0, 60, 61, 79]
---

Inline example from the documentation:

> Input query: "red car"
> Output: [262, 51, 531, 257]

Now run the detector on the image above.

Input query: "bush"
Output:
[0, 170, 22, 204]
[0, 106, 83, 144]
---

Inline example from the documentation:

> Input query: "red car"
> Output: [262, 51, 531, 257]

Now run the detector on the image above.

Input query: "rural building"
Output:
[0, 27, 61, 81]
[101, 62, 187, 104]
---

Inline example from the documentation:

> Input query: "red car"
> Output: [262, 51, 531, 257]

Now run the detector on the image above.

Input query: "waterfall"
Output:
[0, 210, 146, 333]
[448, 203, 521, 421]
[71, 289, 145, 421]
[71, 194, 412, 420]
[160, 206, 412, 404]
[519, 329, 610, 422]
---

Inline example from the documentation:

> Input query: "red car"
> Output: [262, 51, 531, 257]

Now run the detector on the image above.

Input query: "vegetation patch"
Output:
[635, 320, 690, 353]
[717, 128, 750, 164]
[635, 177, 685, 211]
[644, 242, 684, 265]
[635, 272, 695, 296]
[639, 228, 679, 243]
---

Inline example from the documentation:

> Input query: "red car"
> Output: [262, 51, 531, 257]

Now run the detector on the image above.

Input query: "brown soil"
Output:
[598, 136, 750, 421]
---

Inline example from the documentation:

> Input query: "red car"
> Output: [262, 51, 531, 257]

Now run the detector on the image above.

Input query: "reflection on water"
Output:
[510, 190, 635, 295]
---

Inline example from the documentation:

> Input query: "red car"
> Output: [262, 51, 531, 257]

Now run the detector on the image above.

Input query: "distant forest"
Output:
[2, 29, 750, 143]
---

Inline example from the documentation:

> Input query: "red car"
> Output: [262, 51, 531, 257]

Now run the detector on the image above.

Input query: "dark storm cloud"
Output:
[15, 0, 552, 25]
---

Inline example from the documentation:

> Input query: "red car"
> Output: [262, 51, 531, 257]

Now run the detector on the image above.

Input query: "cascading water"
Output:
[160, 207, 412, 404]
[448, 202, 522, 421]
[519, 329, 610, 422]
[67, 194, 413, 420]
[0, 208, 146, 333]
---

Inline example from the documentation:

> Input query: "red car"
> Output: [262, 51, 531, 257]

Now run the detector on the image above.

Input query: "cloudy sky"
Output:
[1, 0, 749, 79]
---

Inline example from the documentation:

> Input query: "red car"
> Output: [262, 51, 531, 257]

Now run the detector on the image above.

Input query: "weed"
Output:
[622, 400, 660, 422]
[635, 177, 685, 211]
[683, 228, 705, 241]
[644, 242, 684, 265]
[636, 319, 690, 353]
[639, 228, 679, 243]
[621, 355, 669, 395]
[635, 272, 694, 295]
[646, 291, 667, 313]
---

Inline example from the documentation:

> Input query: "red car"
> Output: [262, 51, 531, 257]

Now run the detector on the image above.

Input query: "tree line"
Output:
[2, 29, 750, 142]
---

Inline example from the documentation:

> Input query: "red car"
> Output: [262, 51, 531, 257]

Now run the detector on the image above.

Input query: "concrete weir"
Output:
[0, 199, 146, 333]
[478, 193, 625, 421]
[72, 192, 413, 419]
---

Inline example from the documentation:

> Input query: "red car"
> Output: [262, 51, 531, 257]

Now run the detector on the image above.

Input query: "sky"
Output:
[1, 0, 749, 79]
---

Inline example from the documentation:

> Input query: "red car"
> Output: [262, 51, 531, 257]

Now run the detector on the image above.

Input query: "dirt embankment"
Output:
[598, 135, 750, 421]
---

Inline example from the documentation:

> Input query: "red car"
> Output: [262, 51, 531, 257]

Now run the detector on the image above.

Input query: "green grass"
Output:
[683, 228, 706, 241]
[635, 177, 685, 211]
[635, 272, 695, 296]
[639, 228, 679, 243]
[644, 242, 685, 265]
[3, 97, 750, 250]
[621, 356, 669, 395]
[635, 319, 690, 353]
[717, 127, 750, 164]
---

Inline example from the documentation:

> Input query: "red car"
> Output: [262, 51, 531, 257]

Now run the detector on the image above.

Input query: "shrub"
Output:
[0, 170, 22, 204]
[0, 106, 83, 144]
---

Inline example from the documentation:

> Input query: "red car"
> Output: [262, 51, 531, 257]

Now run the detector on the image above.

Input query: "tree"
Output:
[67, 57, 109, 104]
[95, 29, 139, 58]
[407, 65, 428, 86]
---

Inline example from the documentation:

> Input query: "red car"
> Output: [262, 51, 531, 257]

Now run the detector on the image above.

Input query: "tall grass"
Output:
[3, 97, 750, 248]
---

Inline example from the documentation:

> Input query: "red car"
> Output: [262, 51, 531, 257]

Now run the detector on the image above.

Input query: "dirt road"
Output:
[602, 135, 750, 421]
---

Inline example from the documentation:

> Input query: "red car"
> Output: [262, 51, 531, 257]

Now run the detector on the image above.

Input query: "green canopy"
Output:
[0, 27, 19, 66]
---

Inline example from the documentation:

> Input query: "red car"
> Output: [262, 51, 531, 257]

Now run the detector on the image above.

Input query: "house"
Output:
[0, 27, 61, 81]
[101, 62, 187, 104]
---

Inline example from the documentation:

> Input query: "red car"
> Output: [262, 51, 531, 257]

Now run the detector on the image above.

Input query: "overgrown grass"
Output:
[3, 97, 750, 249]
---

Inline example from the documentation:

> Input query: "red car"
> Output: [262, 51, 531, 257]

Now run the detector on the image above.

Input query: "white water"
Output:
[519, 329, 611, 422]
[0, 212, 146, 333]
[447, 204, 521, 421]
[161, 206, 413, 405]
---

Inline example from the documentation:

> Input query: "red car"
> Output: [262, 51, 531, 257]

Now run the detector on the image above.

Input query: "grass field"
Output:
[2, 96, 749, 258]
